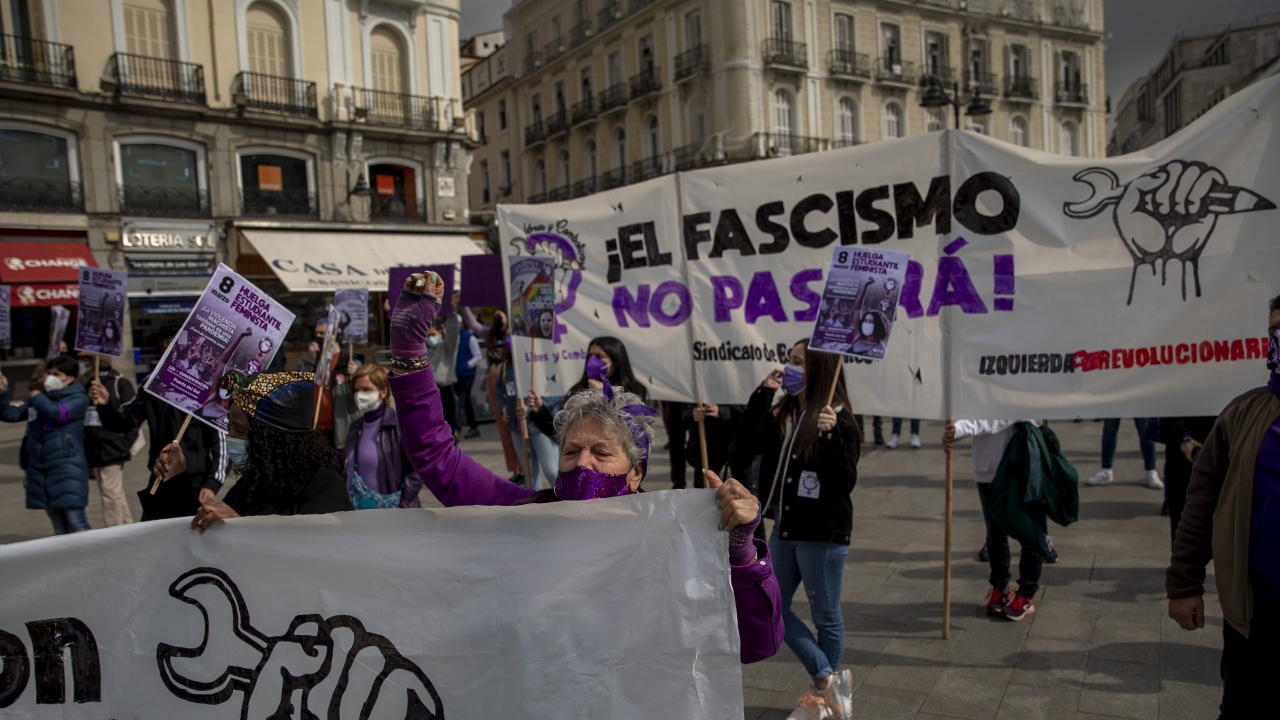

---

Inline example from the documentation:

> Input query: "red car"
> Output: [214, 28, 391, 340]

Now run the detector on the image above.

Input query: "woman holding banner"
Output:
[387, 272, 784, 664]
[740, 339, 861, 720]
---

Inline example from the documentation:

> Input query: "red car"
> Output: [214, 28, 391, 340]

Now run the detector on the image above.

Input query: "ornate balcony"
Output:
[524, 119, 547, 146]
[570, 20, 593, 47]
[528, 191, 548, 204]
[631, 157, 664, 182]
[0, 34, 77, 88]
[828, 50, 871, 80]
[674, 45, 710, 82]
[600, 167, 628, 190]
[119, 186, 210, 218]
[674, 142, 713, 171]
[523, 51, 542, 75]
[546, 110, 569, 137]
[241, 188, 319, 219]
[0, 178, 83, 213]
[544, 39, 565, 63]
[757, 132, 826, 158]
[964, 70, 998, 98]
[763, 38, 808, 71]
[571, 97, 597, 126]
[572, 176, 599, 197]
[599, 83, 628, 114]
[231, 71, 317, 118]
[105, 53, 205, 104]
[920, 65, 955, 86]
[875, 58, 916, 86]
[1004, 75, 1038, 101]
[832, 139, 861, 149]
[598, 3, 623, 32]
[1055, 81, 1088, 106]
[549, 185, 573, 202]
[1003, 0, 1040, 22]
[356, 88, 455, 131]
[629, 67, 660, 100]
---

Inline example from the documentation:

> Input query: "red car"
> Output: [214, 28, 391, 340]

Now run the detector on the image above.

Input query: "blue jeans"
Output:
[892, 418, 920, 435]
[46, 507, 90, 535]
[769, 526, 848, 682]
[1101, 418, 1156, 471]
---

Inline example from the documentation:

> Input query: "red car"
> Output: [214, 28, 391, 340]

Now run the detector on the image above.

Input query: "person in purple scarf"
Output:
[387, 272, 784, 664]
[343, 364, 423, 509]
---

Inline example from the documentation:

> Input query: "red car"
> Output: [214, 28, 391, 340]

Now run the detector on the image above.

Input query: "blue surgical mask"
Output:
[226, 437, 249, 469]
[781, 365, 806, 396]
[426, 335, 442, 348]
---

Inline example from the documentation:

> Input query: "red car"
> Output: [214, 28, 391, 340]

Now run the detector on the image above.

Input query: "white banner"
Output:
[0, 493, 742, 719]
[498, 76, 1280, 419]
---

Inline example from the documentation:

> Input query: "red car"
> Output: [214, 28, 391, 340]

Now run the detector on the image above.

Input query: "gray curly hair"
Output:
[554, 386, 657, 471]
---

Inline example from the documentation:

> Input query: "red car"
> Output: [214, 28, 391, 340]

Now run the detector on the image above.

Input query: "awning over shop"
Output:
[0, 242, 96, 283]
[241, 230, 483, 293]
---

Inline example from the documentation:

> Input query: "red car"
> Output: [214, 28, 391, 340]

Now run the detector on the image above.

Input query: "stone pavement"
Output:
[0, 416, 1222, 719]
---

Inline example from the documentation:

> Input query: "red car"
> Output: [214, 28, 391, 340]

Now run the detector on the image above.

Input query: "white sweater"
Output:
[953, 419, 1039, 484]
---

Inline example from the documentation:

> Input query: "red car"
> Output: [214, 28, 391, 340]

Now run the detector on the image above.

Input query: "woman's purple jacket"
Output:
[389, 368, 784, 663]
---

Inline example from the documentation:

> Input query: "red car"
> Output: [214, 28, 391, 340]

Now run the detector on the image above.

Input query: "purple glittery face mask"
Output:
[554, 466, 631, 501]
[1268, 330, 1280, 375]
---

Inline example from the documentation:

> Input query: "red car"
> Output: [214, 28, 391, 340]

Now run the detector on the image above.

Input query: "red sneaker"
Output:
[1003, 593, 1036, 621]
[985, 587, 1012, 616]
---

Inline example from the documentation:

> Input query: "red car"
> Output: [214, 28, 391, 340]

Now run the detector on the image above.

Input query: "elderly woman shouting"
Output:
[388, 272, 783, 663]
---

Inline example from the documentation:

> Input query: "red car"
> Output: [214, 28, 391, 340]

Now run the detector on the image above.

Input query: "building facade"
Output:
[1109, 13, 1280, 156]
[0, 0, 478, 380]
[463, 0, 1106, 216]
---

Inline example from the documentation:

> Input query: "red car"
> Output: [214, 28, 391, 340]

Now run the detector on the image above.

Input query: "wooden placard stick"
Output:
[149, 414, 194, 495]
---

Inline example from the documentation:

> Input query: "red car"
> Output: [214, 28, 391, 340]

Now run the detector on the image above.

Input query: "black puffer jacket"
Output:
[740, 385, 861, 545]
[83, 367, 140, 467]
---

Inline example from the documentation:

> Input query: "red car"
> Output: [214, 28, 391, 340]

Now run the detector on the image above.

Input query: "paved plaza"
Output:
[0, 415, 1222, 719]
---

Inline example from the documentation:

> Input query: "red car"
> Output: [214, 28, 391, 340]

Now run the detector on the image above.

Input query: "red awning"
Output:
[0, 242, 97, 283]
[10, 283, 79, 307]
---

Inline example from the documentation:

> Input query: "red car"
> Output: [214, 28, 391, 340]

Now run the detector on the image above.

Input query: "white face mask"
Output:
[861, 322, 876, 337]
[43, 375, 65, 393]
[355, 391, 382, 414]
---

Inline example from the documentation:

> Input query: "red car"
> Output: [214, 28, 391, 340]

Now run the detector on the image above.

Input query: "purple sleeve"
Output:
[731, 538, 784, 664]
[461, 307, 492, 339]
[388, 367, 534, 507]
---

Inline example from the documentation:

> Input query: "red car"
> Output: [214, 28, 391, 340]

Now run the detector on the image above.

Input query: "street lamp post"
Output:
[919, 76, 993, 130]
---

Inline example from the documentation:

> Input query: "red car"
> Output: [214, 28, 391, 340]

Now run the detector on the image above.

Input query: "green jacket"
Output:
[989, 422, 1080, 555]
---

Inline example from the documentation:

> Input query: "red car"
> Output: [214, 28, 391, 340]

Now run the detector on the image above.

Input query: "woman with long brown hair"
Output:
[740, 338, 862, 720]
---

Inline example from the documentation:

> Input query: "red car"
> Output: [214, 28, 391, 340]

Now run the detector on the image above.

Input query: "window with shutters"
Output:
[1010, 116, 1028, 147]
[1060, 120, 1079, 156]
[584, 139, 597, 178]
[771, 89, 794, 155]
[770, 1, 792, 41]
[370, 26, 406, 94]
[925, 109, 943, 133]
[882, 101, 902, 139]
[613, 128, 626, 169]
[246, 2, 290, 77]
[834, 14, 853, 52]
[836, 98, 858, 145]
[123, 0, 175, 58]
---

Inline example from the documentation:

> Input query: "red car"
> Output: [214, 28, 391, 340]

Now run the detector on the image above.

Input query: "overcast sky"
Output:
[460, 0, 1278, 102]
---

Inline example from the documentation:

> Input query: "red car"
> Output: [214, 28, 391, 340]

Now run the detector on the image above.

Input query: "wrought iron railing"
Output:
[1055, 81, 1088, 105]
[601, 167, 628, 190]
[528, 191, 548, 204]
[524, 51, 542, 75]
[757, 132, 825, 157]
[0, 34, 76, 88]
[572, 176, 599, 197]
[631, 157, 664, 182]
[598, 3, 623, 31]
[119, 185, 210, 218]
[875, 58, 916, 85]
[356, 88, 455, 131]
[544, 39, 565, 63]
[570, 20, 593, 46]
[231, 71, 317, 117]
[106, 52, 205, 104]
[674, 45, 709, 81]
[828, 49, 871, 79]
[599, 83, 628, 113]
[0, 178, 83, 213]
[629, 67, 660, 100]
[964, 70, 998, 97]
[571, 97, 597, 125]
[524, 119, 546, 146]
[241, 188, 319, 219]
[1004, 75, 1038, 100]
[763, 38, 808, 70]
[549, 185, 573, 202]
[674, 142, 712, 171]
[832, 139, 861, 149]
[920, 64, 955, 85]
[546, 110, 569, 136]
[629, 0, 653, 12]
[1004, 0, 1040, 22]
[369, 202, 426, 223]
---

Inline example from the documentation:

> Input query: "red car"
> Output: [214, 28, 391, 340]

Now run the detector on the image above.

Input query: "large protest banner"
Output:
[145, 265, 294, 432]
[75, 267, 128, 357]
[0, 492, 743, 719]
[498, 75, 1280, 419]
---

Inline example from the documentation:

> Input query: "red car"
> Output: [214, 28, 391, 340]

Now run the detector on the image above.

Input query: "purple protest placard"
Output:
[389, 265, 455, 314]
[75, 267, 128, 358]
[334, 289, 369, 344]
[460, 254, 505, 307]
[508, 257, 556, 340]
[0, 285, 10, 351]
[47, 305, 70, 361]
[809, 247, 910, 361]
[144, 264, 296, 433]
[313, 304, 341, 389]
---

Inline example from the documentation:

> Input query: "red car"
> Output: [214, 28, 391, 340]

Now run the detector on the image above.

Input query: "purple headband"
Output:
[588, 358, 657, 475]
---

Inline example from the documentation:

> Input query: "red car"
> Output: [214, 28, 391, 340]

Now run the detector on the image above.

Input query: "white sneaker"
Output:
[885, 433, 900, 449]
[833, 668, 853, 719]
[813, 674, 846, 720]
[1146, 469, 1164, 490]
[910, 433, 922, 448]
[1085, 468, 1114, 486]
